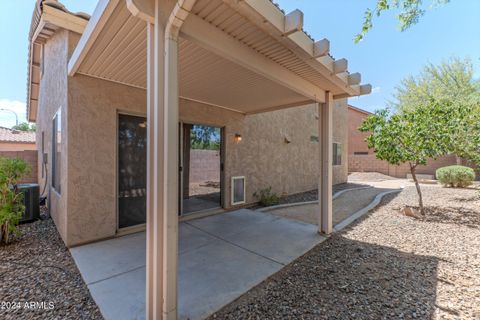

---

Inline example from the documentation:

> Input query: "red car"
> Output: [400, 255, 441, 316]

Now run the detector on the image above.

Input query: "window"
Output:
[52, 110, 61, 193]
[333, 143, 342, 166]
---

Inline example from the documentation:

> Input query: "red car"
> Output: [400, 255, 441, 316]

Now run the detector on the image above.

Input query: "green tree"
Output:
[360, 102, 455, 214]
[447, 95, 480, 166]
[393, 57, 479, 113]
[355, 0, 450, 43]
[190, 125, 220, 150]
[12, 122, 36, 132]
[392, 57, 480, 167]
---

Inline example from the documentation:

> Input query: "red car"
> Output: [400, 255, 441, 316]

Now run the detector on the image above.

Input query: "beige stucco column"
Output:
[317, 92, 333, 234]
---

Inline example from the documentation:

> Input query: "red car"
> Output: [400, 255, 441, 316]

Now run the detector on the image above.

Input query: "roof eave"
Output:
[27, 3, 89, 123]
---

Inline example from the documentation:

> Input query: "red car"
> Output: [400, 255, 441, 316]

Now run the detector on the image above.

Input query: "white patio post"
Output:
[146, 9, 168, 319]
[317, 91, 333, 234]
[145, 21, 157, 320]
[162, 22, 180, 320]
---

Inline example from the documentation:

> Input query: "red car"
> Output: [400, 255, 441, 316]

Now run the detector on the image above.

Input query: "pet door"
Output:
[231, 176, 246, 205]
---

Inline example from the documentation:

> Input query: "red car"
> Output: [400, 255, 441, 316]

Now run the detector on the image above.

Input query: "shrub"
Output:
[253, 186, 280, 207]
[0, 157, 31, 244]
[436, 165, 475, 188]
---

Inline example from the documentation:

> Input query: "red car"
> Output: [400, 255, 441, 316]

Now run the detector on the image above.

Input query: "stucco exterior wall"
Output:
[66, 74, 147, 246]
[35, 30, 69, 242]
[181, 98, 348, 207]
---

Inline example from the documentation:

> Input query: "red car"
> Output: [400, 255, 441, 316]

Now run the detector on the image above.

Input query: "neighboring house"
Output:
[348, 105, 463, 178]
[27, 0, 371, 317]
[347, 105, 372, 156]
[0, 126, 36, 151]
[0, 127, 38, 183]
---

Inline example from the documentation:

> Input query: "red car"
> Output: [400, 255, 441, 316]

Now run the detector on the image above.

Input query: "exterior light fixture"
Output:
[234, 134, 242, 143]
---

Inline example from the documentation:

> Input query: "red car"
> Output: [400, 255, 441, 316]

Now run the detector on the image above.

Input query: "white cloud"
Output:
[371, 86, 381, 94]
[0, 99, 27, 128]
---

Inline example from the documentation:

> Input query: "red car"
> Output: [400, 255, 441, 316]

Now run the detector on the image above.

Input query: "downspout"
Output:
[163, 1, 198, 318]
[165, 0, 198, 41]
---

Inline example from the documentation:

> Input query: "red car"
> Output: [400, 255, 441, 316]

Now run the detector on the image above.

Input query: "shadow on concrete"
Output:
[208, 236, 440, 319]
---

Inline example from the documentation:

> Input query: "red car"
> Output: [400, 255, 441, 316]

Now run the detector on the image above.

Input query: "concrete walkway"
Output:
[70, 209, 326, 320]
[266, 186, 398, 228]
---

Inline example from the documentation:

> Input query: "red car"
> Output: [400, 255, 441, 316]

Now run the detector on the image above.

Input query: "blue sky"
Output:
[0, 0, 479, 127]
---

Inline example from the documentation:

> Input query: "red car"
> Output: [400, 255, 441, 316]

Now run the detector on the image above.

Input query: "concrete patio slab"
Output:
[178, 238, 282, 320]
[218, 216, 323, 265]
[70, 232, 146, 285]
[187, 208, 279, 238]
[70, 209, 325, 320]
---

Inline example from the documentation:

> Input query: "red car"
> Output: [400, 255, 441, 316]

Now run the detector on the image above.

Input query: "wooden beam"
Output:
[284, 9, 303, 36]
[333, 83, 372, 99]
[313, 38, 329, 58]
[246, 99, 313, 115]
[42, 5, 88, 34]
[347, 72, 361, 85]
[68, 0, 120, 76]
[181, 14, 325, 102]
[333, 58, 348, 74]
[360, 84, 372, 95]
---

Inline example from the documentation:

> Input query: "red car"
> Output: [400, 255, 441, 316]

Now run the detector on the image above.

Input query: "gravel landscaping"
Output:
[0, 212, 102, 320]
[209, 186, 480, 320]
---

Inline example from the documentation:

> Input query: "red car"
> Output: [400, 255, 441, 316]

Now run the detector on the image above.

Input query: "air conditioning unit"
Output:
[18, 184, 40, 223]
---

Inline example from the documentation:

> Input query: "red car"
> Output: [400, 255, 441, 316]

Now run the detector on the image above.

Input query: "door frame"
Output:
[116, 110, 147, 234]
[178, 122, 225, 216]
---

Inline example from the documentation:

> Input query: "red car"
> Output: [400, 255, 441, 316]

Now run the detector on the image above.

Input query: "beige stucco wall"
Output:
[66, 74, 147, 246]
[35, 30, 70, 241]
[180, 98, 348, 208]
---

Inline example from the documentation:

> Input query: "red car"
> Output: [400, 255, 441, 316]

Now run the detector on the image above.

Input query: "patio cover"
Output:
[67, 0, 371, 114]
